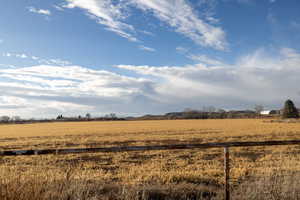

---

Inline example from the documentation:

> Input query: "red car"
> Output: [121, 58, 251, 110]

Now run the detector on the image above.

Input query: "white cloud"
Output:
[28, 7, 51, 15]
[63, 0, 227, 50]
[116, 47, 300, 108]
[176, 46, 189, 54]
[130, 0, 227, 50]
[197, 0, 219, 24]
[0, 96, 28, 109]
[3, 52, 27, 58]
[38, 58, 72, 66]
[1, 52, 72, 66]
[2, 53, 11, 57]
[53, 5, 65, 11]
[188, 54, 224, 65]
[1, 47, 300, 118]
[140, 30, 155, 36]
[280, 48, 300, 59]
[0, 65, 154, 117]
[63, 0, 138, 42]
[16, 53, 28, 59]
[139, 45, 156, 52]
[0, 64, 16, 68]
[0, 95, 92, 118]
[0, 39, 3, 44]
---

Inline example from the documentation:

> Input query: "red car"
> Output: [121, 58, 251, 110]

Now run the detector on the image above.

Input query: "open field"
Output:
[2, 119, 300, 150]
[1, 119, 300, 199]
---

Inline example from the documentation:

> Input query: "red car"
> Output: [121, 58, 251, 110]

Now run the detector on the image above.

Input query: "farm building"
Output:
[260, 110, 280, 115]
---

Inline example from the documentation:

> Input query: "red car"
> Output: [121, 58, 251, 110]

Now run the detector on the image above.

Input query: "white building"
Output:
[260, 110, 279, 115]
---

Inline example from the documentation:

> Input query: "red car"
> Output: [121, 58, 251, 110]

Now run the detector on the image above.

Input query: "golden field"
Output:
[1, 118, 300, 150]
[1, 119, 300, 199]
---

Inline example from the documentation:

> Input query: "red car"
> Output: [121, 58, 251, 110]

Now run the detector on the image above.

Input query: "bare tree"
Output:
[208, 106, 216, 113]
[104, 113, 117, 119]
[217, 108, 226, 113]
[110, 113, 117, 119]
[12, 116, 21, 122]
[0, 116, 10, 122]
[86, 113, 91, 119]
[254, 105, 264, 114]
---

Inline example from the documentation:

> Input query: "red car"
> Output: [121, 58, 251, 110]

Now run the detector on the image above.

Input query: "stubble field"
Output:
[1, 119, 300, 199]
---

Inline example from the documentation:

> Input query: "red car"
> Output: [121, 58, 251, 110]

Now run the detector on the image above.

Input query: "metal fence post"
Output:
[224, 147, 230, 200]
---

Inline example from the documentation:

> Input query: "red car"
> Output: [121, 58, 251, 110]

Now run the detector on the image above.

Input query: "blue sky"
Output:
[0, 0, 300, 118]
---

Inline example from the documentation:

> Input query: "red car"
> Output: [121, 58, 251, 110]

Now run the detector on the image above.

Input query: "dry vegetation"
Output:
[1, 119, 300, 199]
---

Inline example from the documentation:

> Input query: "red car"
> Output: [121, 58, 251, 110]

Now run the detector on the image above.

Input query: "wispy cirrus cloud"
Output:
[28, 7, 51, 15]
[140, 30, 155, 36]
[187, 54, 224, 66]
[176, 46, 189, 54]
[3, 53, 28, 58]
[196, 0, 219, 24]
[53, 5, 65, 11]
[63, 0, 138, 42]
[130, 0, 227, 50]
[2, 52, 71, 66]
[62, 0, 228, 50]
[139, 45, 156, 52]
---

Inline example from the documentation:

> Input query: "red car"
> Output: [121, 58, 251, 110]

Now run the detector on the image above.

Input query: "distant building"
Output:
[260, 110, 280, 115]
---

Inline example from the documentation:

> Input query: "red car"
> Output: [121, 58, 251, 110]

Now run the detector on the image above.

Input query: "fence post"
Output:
[224, 147, 230, 200]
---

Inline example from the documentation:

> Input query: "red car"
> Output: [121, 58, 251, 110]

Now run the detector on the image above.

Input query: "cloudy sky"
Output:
[0, 0, 300, 118]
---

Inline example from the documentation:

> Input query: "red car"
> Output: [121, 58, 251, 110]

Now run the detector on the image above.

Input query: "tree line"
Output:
[0, 99, 299, 124]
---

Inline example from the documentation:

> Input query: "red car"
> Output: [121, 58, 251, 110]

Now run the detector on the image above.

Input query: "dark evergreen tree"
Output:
[282, 99, 299, 118]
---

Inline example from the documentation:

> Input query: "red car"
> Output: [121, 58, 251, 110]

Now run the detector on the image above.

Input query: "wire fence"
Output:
[2, 140, 300, 200]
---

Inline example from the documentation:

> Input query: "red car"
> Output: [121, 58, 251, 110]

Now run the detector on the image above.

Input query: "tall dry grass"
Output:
[1, 164, 300, 199]
[1, 146, 300, 199]
[0, 165, 219, 200]
[1, 119, 300, 199]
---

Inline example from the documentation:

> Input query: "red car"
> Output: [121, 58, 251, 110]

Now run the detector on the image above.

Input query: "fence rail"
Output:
[2, 139, 300, 200]
[1, 139, 300, 156]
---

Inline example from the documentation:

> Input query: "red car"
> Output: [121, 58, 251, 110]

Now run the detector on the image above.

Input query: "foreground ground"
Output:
[1, 119, 300, 199]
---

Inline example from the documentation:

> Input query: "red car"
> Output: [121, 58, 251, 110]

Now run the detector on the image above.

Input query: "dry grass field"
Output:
[1, 119, 300, 199]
